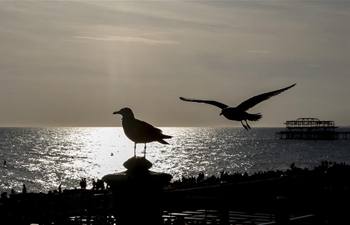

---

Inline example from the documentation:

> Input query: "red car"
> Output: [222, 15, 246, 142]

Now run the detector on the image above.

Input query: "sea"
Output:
[1, 127, 350, 194]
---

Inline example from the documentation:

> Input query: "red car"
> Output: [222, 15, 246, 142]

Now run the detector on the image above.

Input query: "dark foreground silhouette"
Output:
[180, 83, 296, 130]
[1, 160, 348, 225]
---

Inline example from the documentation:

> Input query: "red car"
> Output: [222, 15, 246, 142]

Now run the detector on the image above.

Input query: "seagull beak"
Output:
[113, 111, 120, 115]
[219, 112, 223, 116]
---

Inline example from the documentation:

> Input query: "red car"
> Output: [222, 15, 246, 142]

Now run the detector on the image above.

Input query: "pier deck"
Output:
[275, 118, 350, 140]
[275, 131, 350, 140]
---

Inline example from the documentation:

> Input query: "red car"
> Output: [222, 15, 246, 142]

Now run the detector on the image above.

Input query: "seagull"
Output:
[113, 107, 172, 157]
[180, 83, 296, 130]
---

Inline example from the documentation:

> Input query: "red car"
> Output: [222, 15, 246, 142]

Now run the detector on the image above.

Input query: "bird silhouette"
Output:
[113, 107, 172, 157]
[180, 83, 296, 130]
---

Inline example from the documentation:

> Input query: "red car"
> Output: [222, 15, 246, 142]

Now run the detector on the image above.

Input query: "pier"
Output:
[275, 118, 350, 140]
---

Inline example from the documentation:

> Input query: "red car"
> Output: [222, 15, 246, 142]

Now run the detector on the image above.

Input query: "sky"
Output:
[0, 0, 349, 128]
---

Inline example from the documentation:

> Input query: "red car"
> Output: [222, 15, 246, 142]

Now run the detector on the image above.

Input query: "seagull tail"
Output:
[158, 139, 170, 145]
[158, 135, 172, 144]
[247, 113, 262, 121]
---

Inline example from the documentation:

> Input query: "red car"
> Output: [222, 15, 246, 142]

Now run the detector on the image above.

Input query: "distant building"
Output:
[275, 118, 350, 140]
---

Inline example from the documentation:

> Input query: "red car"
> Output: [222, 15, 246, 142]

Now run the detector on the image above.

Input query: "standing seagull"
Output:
[180, 83, 296, 130]
[113, 107, 172, 157]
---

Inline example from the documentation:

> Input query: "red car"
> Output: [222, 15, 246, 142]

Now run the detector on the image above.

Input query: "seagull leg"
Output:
[134, 143, 136, 157]
[143, 144, 147, 158]
[245, 120, 251, 130]
[241, 121, 249, 130]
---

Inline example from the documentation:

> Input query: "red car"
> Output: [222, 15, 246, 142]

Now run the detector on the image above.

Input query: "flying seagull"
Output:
[180, 83, 296, 130]
[113, 107, 172, 157]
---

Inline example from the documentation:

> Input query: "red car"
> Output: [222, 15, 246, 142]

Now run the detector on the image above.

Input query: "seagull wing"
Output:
[134, 119, 169, 141]
[236, 83, 296, 111]
[135, 119, 160, 134]
[180, 97, 229, 109]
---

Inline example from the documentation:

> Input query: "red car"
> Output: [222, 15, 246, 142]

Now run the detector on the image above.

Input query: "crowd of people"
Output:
[168, 160, 350, 190]
[0, 177, 106, 200]
[2, 160, 349, 198]
[0, 160, 349, 224]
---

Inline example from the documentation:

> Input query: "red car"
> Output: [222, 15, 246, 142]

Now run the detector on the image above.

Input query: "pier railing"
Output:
[2, 174, 342, 224]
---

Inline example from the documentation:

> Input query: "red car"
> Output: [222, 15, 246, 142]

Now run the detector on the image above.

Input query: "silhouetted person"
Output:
[197, 172, 204, 183]
[80, 178, 87, 189]
[22, 184, 27, 194]
[92, 179, 96, 190]
[1, 192, 8, 199]
[58, 184, 62, 194]
[96, 179, 105, 190]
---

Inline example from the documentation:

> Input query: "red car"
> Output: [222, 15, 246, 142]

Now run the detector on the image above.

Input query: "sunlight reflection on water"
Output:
[1, 127, 350, 193]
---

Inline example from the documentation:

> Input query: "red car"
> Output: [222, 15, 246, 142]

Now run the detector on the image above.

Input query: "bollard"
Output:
[275, 195, 290, 224]
[103, 157, 172, 225]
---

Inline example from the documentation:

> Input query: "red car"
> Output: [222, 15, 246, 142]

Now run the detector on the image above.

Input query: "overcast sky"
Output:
[0, 0, 349, 128]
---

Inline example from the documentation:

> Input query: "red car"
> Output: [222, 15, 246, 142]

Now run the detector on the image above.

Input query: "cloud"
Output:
[73, 35, 179, 45]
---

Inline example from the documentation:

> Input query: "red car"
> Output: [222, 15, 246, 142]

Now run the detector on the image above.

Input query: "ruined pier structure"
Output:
[275, 118, 350, 140]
